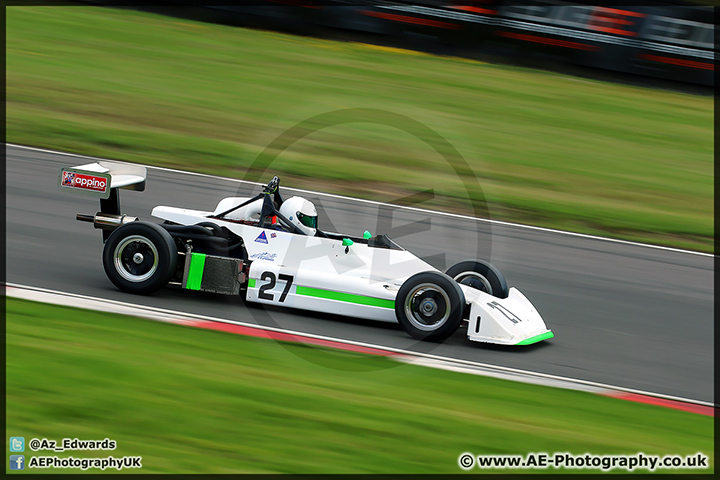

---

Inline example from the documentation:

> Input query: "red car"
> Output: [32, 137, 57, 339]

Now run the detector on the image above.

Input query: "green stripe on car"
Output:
[516, 331, 554, 345]
[248, 278, 256, 288]
[295, 286, 394, 309]
[185, 253, 206, 291]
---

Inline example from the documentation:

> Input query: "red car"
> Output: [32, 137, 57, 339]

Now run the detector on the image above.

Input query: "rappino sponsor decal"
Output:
[254, 231, 268, 243]
[61, 171, 108, 193]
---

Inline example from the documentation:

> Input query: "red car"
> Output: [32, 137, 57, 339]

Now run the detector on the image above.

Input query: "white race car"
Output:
[59, 161, 553, 345]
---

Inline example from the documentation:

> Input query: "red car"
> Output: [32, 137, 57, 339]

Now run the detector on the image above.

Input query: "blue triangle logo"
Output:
[254, 231, 268, 244]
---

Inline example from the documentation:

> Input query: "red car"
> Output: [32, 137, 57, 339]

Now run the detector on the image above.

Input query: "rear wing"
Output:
[58, 161, 147, 241]
[58, 161, 146, 199]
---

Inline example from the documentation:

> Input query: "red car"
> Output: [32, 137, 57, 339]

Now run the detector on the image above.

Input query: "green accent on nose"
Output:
[363, 230, 372, 239]
[516, 331, 554, 345]
[342, 238, 354, 246]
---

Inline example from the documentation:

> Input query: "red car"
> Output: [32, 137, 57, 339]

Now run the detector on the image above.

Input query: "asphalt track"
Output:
[5, 144, 714, 403]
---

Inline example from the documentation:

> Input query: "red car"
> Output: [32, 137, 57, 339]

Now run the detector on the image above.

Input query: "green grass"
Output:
[5, 298, 714, 473]
[6, 7, 714, 252]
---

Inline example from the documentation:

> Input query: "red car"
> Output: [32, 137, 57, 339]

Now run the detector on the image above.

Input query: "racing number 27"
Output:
[258, 272, 294, 302]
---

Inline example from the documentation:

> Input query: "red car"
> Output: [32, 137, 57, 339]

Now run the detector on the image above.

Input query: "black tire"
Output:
[102, 222, 177, 295]
[446, 260, 509, 299]
[395, 271, 465, 342]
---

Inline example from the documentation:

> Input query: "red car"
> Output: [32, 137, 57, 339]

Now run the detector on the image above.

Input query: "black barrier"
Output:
[493, 2, 646, 73]
[490, 1, 713, 86]
[632, 6, 714, 86]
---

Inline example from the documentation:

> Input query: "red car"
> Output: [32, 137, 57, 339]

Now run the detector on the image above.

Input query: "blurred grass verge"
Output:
[6, 7, 713, 252]
[6, 298, 714, 473]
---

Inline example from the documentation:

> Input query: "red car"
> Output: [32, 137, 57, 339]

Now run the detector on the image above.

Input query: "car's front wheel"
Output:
[102, 222, 177, 295]
[395, 271, 465, 342]
[446, 260, 509, 298]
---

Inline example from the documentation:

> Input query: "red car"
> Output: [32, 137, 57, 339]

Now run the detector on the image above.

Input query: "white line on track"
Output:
[7, 142, 713, 258]
[5, 282, 714, 407]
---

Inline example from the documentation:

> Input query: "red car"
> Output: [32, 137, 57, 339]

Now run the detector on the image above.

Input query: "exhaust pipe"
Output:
[77, 212, 138, 231]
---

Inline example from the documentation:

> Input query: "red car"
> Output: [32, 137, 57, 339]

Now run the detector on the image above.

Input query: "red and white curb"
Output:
[5, 283, 714, 417]
[397, 357, 715, 417]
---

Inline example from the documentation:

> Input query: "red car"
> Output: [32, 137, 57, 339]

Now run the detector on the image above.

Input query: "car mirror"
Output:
[342, 238, 353, 254]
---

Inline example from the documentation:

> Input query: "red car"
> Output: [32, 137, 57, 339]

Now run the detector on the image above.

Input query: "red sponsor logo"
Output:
[62, 171, 108, 192]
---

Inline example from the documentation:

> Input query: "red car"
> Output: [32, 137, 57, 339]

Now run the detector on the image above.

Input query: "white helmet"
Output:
[279, 196, 318, 236]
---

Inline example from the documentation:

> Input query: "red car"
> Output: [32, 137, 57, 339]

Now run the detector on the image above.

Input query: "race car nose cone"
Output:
[133, 253, 144, 264]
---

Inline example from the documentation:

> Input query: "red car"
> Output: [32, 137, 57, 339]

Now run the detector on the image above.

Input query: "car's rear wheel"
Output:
[395, 271, 465, 342]
[446, 260, 509, 298]
[102, 222, 177, 295]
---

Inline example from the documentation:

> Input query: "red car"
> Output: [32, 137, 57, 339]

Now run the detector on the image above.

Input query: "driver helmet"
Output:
[279, 196, 318, 236]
